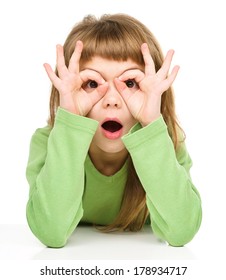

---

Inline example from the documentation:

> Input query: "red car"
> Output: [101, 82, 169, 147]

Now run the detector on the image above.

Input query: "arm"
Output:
[122, 117, 202, 246]
[28, 41, 107, 247]
[116, 43, 201, 245]
[26, 108, 98, 247]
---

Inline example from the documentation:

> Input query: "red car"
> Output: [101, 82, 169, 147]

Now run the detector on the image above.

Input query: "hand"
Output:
[44, 41, 108, 116]
[114, 43, 179, 126]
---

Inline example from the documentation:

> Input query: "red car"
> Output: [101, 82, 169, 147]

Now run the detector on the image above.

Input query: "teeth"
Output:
[102, 121, 122, 132]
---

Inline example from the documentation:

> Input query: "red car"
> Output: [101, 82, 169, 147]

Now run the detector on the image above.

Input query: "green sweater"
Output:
[26, 108, 202, 248]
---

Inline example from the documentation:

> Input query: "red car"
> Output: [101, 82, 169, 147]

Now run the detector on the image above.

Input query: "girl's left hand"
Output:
[114, 43, 180, 126]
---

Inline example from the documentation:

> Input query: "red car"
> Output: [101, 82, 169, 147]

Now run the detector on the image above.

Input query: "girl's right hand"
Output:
[44, 41, 108, 116]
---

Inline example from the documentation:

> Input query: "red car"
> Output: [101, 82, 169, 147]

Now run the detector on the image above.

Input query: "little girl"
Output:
[26, 13, 202, 248]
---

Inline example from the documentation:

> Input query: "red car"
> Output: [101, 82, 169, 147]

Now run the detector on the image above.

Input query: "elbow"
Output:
[27, 218, 68, 248]
[166, 231, 194, 247]
[152, 207, 202, 247]
[26, 212, 68, 248]
[36, 235, 67, 248]
[26, 201, 83, 248]
[166, 212, 202, 247]
[37, 227, 67, 248]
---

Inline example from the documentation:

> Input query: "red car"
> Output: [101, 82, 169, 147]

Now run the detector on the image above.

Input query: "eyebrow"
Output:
[81, 67, 144, 78]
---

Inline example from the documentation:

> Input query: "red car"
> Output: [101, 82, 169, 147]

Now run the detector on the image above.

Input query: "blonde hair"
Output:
[48, 13, 184, 232]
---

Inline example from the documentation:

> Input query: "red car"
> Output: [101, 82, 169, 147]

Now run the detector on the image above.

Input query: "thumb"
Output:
[114, 78, 131, 104]
[89, 82, 109, 105]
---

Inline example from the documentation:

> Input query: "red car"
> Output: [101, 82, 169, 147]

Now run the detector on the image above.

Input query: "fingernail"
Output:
[76, 40, 83, 47]
[142, 43, 148, 49]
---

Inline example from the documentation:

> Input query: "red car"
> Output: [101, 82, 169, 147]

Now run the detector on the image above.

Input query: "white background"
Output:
[0, 0, 226, 276]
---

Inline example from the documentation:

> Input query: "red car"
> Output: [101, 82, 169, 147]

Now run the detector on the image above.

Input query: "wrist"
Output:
[60, 99, 81, 116]
[137, 96, 162, 127]
[59, 105, 80, 116]
[140, 114, 161, 127]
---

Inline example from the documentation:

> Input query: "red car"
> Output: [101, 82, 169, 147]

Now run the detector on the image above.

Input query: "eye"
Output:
[125, 79, 138, 89]
[82, 80, 99, 93]
[86, 80, 98, 88]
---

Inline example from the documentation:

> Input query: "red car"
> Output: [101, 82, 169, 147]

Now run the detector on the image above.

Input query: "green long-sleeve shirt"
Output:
[26, 108, 202, 248]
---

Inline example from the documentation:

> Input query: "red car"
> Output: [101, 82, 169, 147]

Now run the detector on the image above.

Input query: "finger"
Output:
[80, 69, 105, 84]
[56, 44, 68, 78]
[157, 49, 175, 79]
[167, 65, 180, 86]
[114, 78, 133, 103]
[43, 63, 61, 89]
[141, 43, 156, 76]
[89, 83, 109, 105]
[118, 69, 144, 83]
[158, 65, 180, 93]
[68, 40, 83, 73]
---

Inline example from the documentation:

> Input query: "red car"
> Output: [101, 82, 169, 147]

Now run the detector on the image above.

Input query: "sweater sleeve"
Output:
[26, 108, 98, 247]
[122, 116, 202, 246]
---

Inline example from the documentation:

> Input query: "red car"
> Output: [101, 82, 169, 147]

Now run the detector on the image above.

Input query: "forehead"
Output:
[80, 56, 143, 77]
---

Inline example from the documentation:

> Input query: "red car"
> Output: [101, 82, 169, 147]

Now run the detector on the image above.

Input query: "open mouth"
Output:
[101, 120, 123, 133]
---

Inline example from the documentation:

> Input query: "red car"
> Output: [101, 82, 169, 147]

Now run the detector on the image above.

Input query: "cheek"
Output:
[86, 103, 101, 120]
[122, 119, 137, 135]
[127, 115, 137, 127]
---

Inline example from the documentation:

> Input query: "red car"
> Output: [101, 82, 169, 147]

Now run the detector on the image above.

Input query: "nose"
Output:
[102, 83, 122, 109]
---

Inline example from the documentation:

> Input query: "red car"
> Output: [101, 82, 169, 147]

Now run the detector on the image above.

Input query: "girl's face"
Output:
[81, 56, 143, 155]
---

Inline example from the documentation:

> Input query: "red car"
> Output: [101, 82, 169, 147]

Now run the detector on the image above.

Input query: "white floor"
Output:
[0, 223, 215, 260]
[0, 223, 225, 279]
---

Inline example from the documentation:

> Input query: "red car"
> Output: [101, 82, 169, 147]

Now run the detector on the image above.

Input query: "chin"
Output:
[100, 142, 126, 154]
